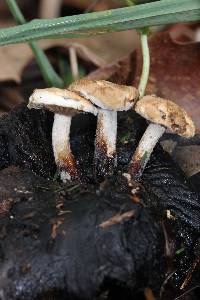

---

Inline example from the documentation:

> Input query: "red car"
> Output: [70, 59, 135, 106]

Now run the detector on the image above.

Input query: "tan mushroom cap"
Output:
[28, 87, 98, 116]
[69, 79, 139, 111]
[135, 95, 195, 138]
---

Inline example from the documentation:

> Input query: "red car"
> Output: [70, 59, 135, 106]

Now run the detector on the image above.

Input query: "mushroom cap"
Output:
[28, 87, 98, 116]
[69, 79, 139, 111]
[135, 95, 195, 138]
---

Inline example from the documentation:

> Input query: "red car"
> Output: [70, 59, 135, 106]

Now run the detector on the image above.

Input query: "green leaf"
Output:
[0, 0, 200, 45]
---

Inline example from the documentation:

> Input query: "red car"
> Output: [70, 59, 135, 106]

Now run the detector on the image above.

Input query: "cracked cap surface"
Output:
[69, 79, 139, 111]
[135, 95, 195, 138]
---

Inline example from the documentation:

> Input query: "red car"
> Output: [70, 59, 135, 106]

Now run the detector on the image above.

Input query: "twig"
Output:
[69, 47, 79, 81]
[180, 257, 200, 290]
[175, 285, 200, 300]
[159, 271, 176, 299]
[99, 210, 135, 229]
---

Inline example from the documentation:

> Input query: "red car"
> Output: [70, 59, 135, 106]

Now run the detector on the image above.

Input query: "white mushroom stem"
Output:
[52, 113, 80, 182]
[128, 123, 166, 179]
[95, 109, 117, 177]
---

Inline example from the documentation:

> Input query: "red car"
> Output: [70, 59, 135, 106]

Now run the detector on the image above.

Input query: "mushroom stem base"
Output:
[59, 153, 80, 182]
[128, 123, 165, 180]
[94, 146, 117, 181]
[94, 110, 117, 180]
[52, 114, 80, 182]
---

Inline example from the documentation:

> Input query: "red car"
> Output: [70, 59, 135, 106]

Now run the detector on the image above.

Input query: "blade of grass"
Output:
[125, 0, 135, 6]
[6, 0, 64, 87]
[0, 0, 200, 45]
[125, 0, 150, 97]
[138, 27, 150, 97]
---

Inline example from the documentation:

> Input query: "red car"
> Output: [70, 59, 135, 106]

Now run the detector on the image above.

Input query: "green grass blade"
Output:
[6, 0, 64, 87]
[0, 0, 200, 45]
[6, 0, 26, 24]
[29, 42, 64, 87]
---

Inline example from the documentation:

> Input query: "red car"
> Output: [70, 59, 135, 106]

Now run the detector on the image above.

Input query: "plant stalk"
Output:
[125, 0, 150, 98]
[6, 0, 64, 88]
[125, 0, 135, 6]
[138, 28, 150, 97]
[69, 47, 79, 81]
[1, 0, 200, 45]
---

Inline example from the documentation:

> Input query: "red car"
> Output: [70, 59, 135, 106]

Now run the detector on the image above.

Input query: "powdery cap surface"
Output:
[69, 79, 139, 111]
[28, 87, 98, 116]
[135, 95, 195, 138]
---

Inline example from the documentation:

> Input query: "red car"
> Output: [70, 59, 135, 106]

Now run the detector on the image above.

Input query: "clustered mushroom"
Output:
[69, 79, 139, 178]
[128, 95, 195, 179]
[28, 80, 139, 181]
[28, 87, 98, 182]
[28, 83, 195, 183]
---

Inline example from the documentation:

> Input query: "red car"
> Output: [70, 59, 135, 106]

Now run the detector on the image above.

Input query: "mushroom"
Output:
[69, 79, 139, 178]
[28, 87, 98, 182]
[128, 95, 195, 180]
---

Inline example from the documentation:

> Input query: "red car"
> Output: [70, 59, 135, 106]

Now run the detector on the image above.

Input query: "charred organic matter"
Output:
[0, 166, 164, 300]
[0, 106, 199, 299]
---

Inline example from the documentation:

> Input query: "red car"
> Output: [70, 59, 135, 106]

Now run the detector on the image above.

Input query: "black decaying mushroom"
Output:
[28, 87, 98, 182]
[69, 79, 139, 178]
[128, 95, 195, 180]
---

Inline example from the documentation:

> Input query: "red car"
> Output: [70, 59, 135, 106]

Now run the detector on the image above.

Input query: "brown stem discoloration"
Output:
[94, 109, 117, 180]
[94, 140, 117, 180]
[58, 152, 80, 182]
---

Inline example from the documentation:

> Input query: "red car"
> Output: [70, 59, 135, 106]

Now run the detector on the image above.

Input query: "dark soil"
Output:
[0, 106, 200, 300]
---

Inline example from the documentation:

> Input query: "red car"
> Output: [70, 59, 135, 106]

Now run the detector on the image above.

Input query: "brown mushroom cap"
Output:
[69, 79, 139, 111]
[28, 87, 98, 116]
[135, 95, 195, 138]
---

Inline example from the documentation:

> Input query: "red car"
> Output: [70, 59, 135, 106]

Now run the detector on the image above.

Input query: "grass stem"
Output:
[69, 47, 79, 81]
[125, 0, 150, 98]
[125, 0, 136, 6]
[138, 29, 150, 97]
[6, 0, 64, 88]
